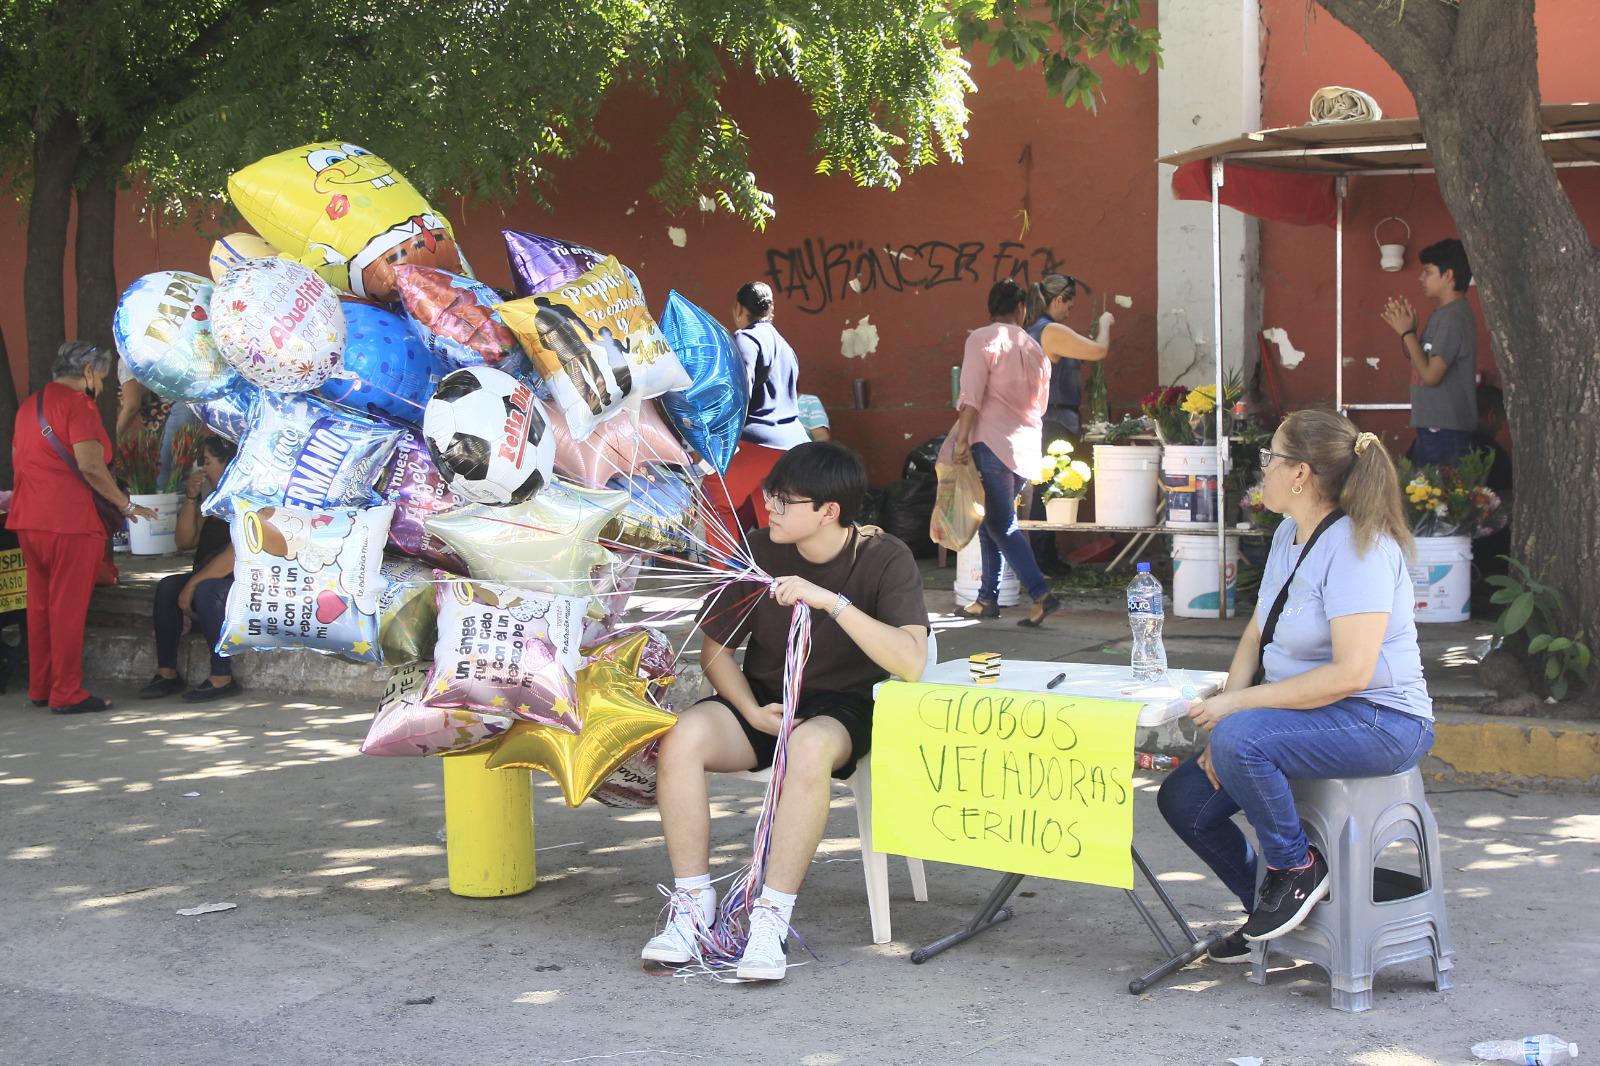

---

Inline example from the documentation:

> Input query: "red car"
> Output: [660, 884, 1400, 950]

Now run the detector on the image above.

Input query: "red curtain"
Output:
[1170, 160, 1338, 227]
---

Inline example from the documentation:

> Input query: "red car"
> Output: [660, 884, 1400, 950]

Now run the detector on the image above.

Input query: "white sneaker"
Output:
[641, 887, 714, 964]
[735, 904, 789, 981]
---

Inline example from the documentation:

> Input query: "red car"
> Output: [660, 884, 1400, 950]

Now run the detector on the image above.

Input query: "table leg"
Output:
[1106, 531, 1156, 574]
[1125, 845, 1221, 993]
[909, 872, 1024, 964]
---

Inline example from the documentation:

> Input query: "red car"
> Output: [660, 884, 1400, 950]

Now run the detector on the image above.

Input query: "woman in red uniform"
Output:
[8, 342, 156, 714]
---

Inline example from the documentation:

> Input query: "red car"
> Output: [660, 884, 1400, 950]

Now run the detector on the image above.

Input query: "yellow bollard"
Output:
[442, 749, 536, 897]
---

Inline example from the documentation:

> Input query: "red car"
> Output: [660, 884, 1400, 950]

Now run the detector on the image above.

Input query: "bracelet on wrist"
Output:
[1402, 328, 1416, 339]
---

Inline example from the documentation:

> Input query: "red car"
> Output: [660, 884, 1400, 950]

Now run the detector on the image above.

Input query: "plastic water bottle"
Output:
[1472, 1036, 1579, 1064]
[1127, 562, 1167, 684]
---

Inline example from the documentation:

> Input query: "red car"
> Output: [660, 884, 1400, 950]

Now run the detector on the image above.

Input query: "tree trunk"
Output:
[76, 136, 137, 432]
[1315, 0, 1600, 645]
[23, 113, 82, 392]
[0, 324, 17, 488]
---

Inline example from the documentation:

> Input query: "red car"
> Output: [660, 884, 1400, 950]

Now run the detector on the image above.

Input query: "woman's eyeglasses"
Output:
[1260, 448, 1313, 472]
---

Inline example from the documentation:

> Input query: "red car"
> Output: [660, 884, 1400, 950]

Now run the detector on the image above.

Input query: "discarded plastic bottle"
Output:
[1127, 562, 1167, 684]
[1471, 1035, 1580, 1064]
[1134, 753, 1179, 772]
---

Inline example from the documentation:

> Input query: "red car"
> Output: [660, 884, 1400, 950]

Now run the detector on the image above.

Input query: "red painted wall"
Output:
[1255, 0, 1600, 449]
[1, 45, 1159, 487]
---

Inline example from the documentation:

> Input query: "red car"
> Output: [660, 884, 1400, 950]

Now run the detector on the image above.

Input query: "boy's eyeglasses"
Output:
[762, 491, 815, 516]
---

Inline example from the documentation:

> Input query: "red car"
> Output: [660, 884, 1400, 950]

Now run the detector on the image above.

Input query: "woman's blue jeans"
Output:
[1156, 699, 1435, 912]
[970, 442, 1050, 603]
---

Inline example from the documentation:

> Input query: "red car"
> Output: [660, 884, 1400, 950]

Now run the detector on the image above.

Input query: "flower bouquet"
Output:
[1034, 439, 1092, 523]
[163, 422, 205, 494]
[1397, 449, 1502, 538]
[1142, 381, 1243, 446]
[114, 435, 161, 495]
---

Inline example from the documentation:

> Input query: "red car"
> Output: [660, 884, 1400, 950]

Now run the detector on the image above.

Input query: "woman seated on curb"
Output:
[1157, 409, 1434, 961]
[139, 435, 241, 703]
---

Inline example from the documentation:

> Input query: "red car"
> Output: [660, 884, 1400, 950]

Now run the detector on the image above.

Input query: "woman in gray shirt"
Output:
[1157, 410, 1434, 958]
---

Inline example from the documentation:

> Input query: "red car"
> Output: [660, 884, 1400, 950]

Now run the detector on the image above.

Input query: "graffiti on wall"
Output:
[764, 238, 1066, 314]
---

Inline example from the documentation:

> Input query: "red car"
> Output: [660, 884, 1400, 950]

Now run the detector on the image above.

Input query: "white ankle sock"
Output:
[756, 886, 797, 926]
[673, 874, 716, 919]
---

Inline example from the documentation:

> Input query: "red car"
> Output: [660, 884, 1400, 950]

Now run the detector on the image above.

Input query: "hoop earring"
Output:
[1292, 484, 1304, 496]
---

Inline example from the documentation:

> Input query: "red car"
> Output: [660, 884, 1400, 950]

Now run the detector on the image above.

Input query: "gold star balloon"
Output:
[485, 658, 677, 807]
[580, 628, 676, 688]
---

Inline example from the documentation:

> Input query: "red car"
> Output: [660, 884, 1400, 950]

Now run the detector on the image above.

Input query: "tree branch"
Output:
[1313, 0, 1459, 89]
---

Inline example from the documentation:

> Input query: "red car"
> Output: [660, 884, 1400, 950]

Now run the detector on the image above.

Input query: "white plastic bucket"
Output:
[1093, 445, 1161, 527]
[1408, 535, 1471, 623]
[953, 535, 1022, 607]
[1161, 444, 1227, 525]
[127, 492, 181, 556]
[1172, 533, 1240, 618]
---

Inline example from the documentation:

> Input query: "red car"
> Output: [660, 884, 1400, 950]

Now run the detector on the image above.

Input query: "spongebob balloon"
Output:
[227, 141, 468, 305]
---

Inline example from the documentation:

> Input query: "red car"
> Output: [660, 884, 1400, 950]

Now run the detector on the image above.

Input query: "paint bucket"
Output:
[1408, 535, 1472, 623]
[1172, 533, 1240, 618]
[127, 492, 181, 556]
[1161, 445, 1225, 525]
[1093, 445, 1161, 527]
[953, 535, 1022, 607]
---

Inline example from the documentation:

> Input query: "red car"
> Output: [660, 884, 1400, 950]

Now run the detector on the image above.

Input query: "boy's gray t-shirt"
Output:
[1254, 516, 1433, 721]
[1410, 298, 1477, 431]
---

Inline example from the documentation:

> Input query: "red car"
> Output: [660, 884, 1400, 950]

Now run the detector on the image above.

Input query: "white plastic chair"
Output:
[734, 631, 935, 945]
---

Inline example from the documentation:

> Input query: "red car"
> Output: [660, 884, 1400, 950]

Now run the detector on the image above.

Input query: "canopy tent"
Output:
[1156, 102, 1600, 614]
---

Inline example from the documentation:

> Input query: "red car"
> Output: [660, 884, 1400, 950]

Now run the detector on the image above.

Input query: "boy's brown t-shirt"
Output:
[699, 525, 929, 697]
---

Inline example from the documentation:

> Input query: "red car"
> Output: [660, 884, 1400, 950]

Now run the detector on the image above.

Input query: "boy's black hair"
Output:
[1420, 238, 1472, 292]
[763, 442, 868, 526]
[201, 435, 239, 464]
[987, 278, 1028, 319]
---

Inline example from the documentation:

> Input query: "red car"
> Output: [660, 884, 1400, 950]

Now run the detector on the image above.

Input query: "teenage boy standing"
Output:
[643, 442, 929, 981]
[1381, 237, 1477, 466]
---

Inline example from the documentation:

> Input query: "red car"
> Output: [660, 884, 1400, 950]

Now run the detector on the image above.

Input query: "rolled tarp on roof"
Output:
[1169, 159, 1338, 227]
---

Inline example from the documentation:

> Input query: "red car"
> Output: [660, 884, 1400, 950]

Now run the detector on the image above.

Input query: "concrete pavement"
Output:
[2, 677, 1597, 1065]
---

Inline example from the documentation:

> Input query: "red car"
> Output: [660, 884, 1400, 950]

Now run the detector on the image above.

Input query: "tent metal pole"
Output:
[1335, 176, 1347, 414]
[1211, 159, 1227, 619]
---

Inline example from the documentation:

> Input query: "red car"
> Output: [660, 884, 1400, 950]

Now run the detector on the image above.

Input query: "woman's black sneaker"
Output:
[138, 675, 186, 699]
[1243, 847, 1329, 942]
[182, 679, 241, 703]
[1207, 928, 1252, 963]
[51, 695, 113, 715]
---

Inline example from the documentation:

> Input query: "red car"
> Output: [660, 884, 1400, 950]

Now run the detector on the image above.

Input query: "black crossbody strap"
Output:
[1255, 508, 1345, 685]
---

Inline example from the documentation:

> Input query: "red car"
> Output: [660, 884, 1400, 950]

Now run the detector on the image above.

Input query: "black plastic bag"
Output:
[903, 434, 948, 480]
[883, 474, 937, 557]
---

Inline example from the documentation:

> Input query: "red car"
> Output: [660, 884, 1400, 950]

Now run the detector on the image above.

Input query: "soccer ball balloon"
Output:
[422, 366, 555, 505]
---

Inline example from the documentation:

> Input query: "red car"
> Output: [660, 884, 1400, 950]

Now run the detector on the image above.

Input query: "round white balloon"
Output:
[211, 258, 347, 392]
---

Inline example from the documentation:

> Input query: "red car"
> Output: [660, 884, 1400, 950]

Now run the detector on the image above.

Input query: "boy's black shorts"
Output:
[702, 674, 874, 780]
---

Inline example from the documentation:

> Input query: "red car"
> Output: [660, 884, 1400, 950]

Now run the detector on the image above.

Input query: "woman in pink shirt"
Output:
[944, 280, 1111, 626]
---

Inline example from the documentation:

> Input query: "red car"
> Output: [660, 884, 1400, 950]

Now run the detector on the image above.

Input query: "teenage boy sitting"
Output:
[643, 442, 930, 981]
[1381, 237, 1478, 467]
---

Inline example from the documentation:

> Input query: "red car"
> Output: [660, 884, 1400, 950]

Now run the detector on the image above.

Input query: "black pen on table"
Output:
[1046, 671, 1067, 689]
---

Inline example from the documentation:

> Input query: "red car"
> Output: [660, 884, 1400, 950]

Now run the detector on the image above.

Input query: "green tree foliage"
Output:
[5, 1, 1160, 227]
[0, 0, 1157, 485]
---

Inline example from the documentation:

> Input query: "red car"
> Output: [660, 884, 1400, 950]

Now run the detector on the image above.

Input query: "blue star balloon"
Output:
[316, 298, 439, 427]
[657, 291, 747, 474]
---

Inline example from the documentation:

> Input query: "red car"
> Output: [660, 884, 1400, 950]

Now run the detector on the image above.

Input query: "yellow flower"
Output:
[1180, 386, 1217, 416]
[1069, 460, 1091, 481]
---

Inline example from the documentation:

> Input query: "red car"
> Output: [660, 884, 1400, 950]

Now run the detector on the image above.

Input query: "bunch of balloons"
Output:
[111, 140, 757, 808]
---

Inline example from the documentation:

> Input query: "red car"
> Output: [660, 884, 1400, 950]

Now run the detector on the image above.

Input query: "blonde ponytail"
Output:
[1279, 409, 1413, 558]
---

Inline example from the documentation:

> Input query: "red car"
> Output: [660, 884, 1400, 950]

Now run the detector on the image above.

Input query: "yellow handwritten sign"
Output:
[0, 548, 25, 614]
[871, 682, 1139, 889]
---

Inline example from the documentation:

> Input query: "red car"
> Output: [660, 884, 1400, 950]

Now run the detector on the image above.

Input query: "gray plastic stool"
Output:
[1249, 767, 1454, 1012]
